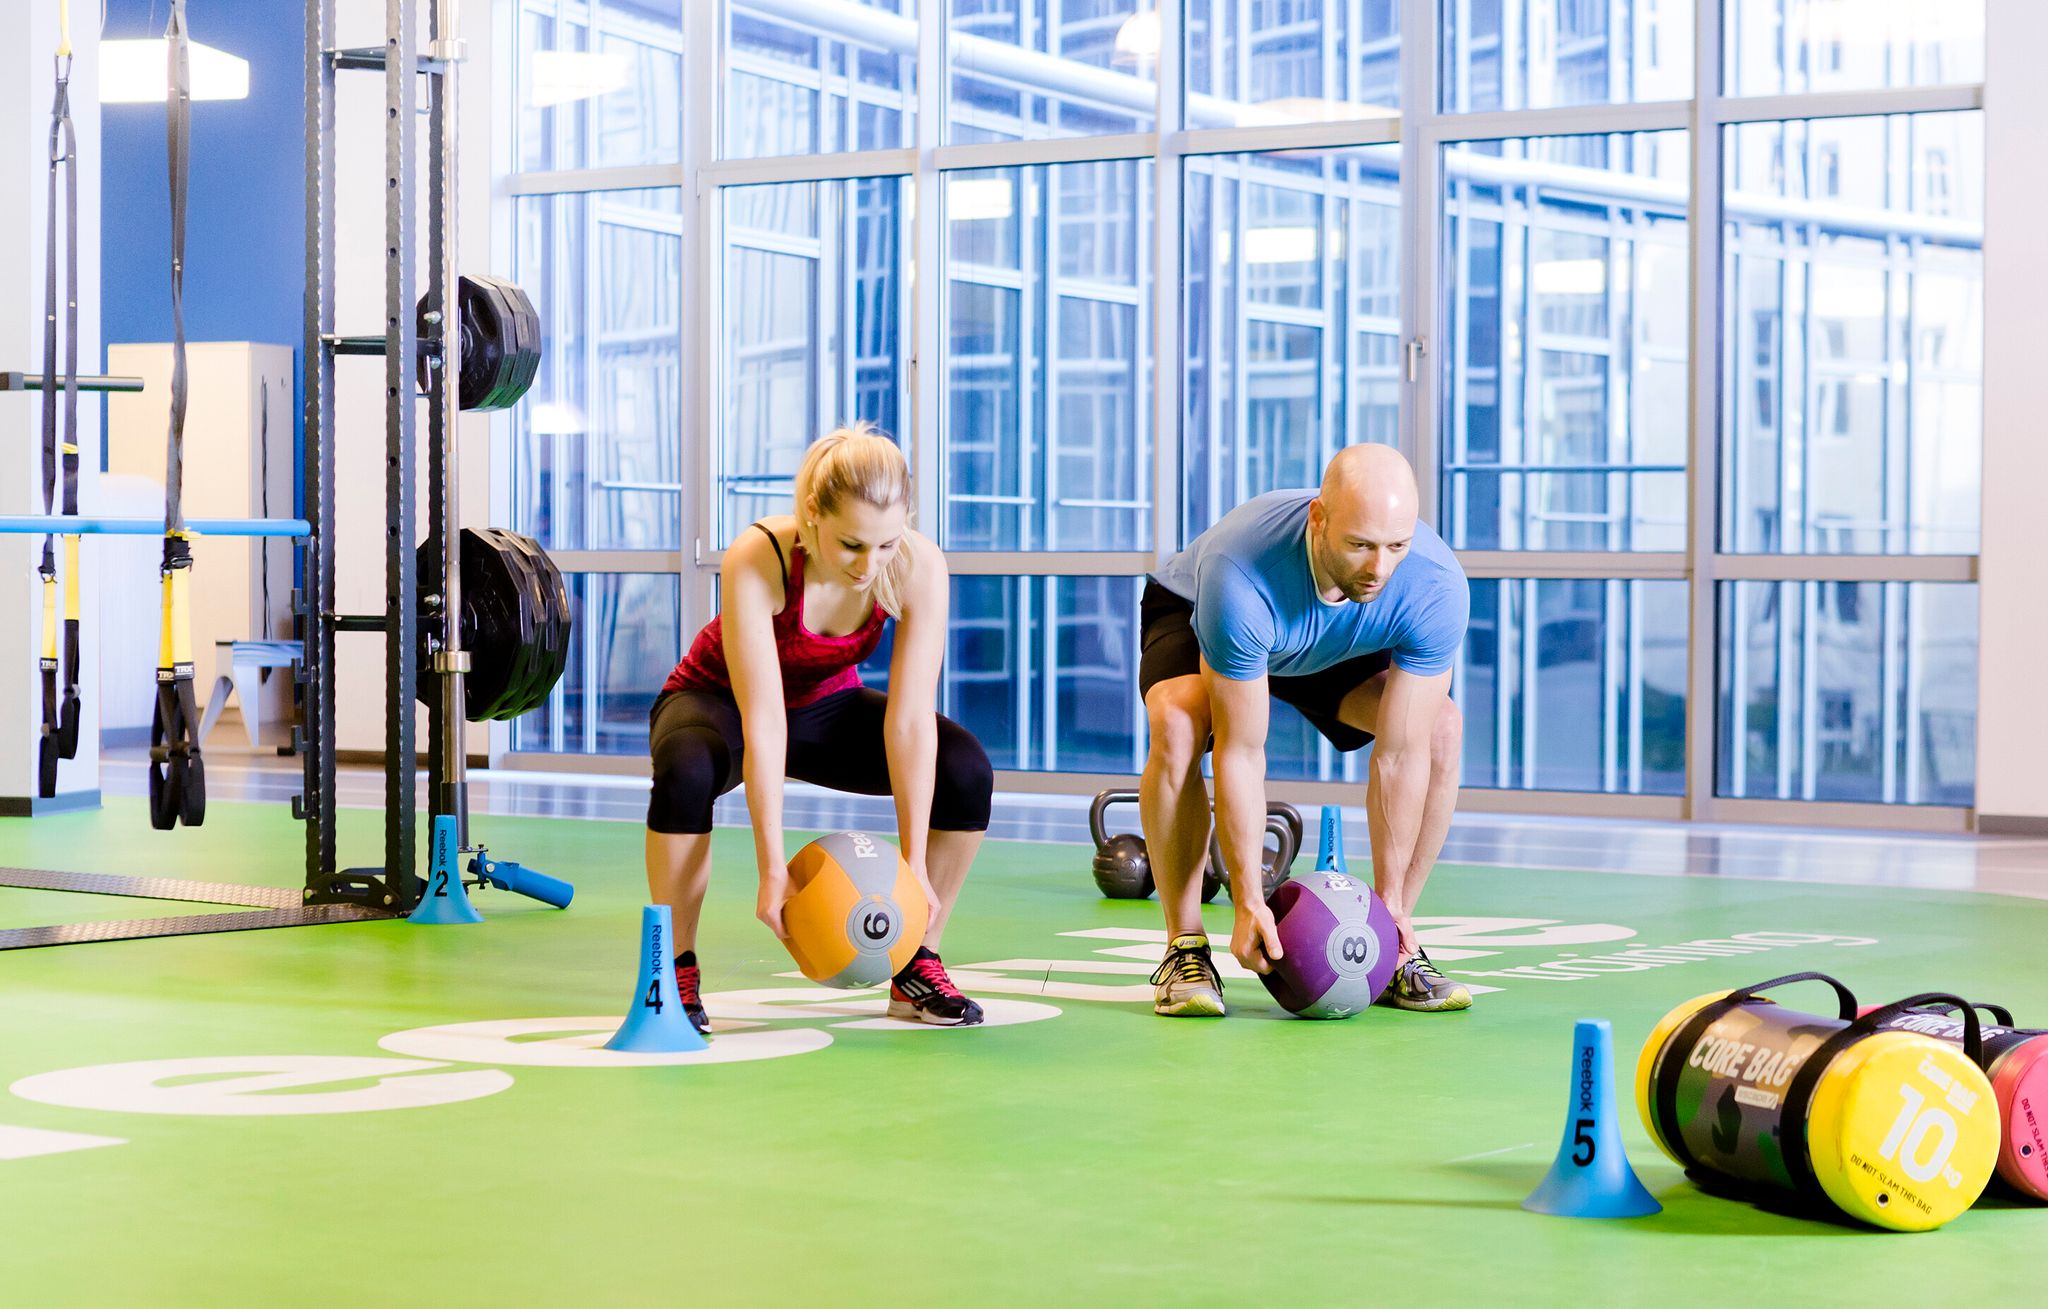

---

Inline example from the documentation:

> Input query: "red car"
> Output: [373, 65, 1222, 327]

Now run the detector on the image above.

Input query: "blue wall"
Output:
[100, 0, 305, 493]
[101, 1, 304, 357]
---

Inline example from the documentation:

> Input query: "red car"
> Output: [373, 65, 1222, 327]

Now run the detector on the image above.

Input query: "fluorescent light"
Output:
[100, 38, 250, 104]
[950, 178, 1015, 222]
[1113, 10, 1162, 64]
[1244, 226, 1318, 265]
[528, 402, 585, 437]
[529, 50, 633, 109]
[1531, 258, 1607, 296]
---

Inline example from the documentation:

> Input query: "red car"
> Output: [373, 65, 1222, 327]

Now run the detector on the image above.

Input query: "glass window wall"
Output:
[944, 161, 1155, 551]
[1725, 0, 1983, 97]
[517, 0, 685, 172]
[499, 3, 1989, 812]
[1442, 131, 1690, 552]
[1183, 146, 1402, 541]
[725, 0, 918, 157]
[1185, 1, 1404, 127]
[949, 0, 1159, 142]
[1717, 580, 1976, 804]
[515, 573, 684, 756]
[1721, 113, 1983, 555]
[720, 177, 909, 546]
[511, 188, 684, 552]
[1442, 0, 1696, 113]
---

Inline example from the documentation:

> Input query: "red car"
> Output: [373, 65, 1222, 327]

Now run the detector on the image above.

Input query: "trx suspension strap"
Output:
[149, 0, 204, 830]
[37, 0, 82, 799]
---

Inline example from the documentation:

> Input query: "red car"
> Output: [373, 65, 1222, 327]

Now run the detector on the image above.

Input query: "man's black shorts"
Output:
[1136, 579, 1391, 753]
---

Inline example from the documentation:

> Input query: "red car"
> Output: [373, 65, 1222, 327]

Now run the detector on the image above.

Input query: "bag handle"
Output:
[1717, 970, 1858, 1021]
[1860, 992, 1985, 1066]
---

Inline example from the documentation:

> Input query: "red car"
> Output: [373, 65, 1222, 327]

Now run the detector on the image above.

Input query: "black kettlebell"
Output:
[1090, 792, 1303, 902]
[1213, 802, 1304, 902]
[1089, 790, 1154, 899]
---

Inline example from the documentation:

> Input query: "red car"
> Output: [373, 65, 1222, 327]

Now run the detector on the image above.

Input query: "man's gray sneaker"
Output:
[1151, 933, 1227, 1017]
[1375, 949, 1472, 1012]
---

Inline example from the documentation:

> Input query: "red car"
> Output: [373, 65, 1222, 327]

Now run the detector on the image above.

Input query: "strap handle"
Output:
[1861, 992, 1987, 1066]
[162, 0, 191, 537]
[1713, 970, 1859, 1021]
[1890, 997, 2015, 1032]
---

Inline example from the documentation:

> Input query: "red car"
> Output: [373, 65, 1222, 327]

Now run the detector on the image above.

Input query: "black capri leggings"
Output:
[646, 686, 995, 836]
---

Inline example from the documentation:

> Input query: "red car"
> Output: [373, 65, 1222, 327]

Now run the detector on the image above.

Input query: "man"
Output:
[1137, 444, 1470, 1016]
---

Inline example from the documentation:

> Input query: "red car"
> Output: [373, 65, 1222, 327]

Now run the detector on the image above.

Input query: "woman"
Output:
[645, 425, 993, 1031]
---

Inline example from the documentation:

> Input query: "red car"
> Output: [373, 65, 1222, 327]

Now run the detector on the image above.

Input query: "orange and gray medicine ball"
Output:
[782, 831, 928, 988]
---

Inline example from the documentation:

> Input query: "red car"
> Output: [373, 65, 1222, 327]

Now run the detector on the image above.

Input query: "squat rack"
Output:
[299, 0, 471, 917]
[0, 0, 479, 948]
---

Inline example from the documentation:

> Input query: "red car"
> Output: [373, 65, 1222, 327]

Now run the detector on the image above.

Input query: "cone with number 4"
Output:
[605, 904, 708, 1053]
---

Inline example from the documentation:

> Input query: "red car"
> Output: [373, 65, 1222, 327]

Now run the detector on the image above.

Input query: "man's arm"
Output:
[1367, 665, 1452, 954]
[1204, 655, 1282, 973]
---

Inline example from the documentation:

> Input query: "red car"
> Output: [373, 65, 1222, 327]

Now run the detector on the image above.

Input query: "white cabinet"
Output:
[104, 342, 296, 744]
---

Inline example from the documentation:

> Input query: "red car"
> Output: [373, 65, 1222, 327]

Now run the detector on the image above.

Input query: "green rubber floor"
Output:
[2, 800, 2043, 1307]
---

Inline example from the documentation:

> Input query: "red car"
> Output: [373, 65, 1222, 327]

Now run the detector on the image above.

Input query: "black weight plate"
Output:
[473, 528, 550, 720]
[413, 528, 566, 722]
[502, 532, 570, 714]
[470, 275, 541, 412]
[413, 275, 544, 413]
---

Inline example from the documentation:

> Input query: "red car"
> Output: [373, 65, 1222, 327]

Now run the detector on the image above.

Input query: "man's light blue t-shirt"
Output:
[1153, 490, 1469, 682]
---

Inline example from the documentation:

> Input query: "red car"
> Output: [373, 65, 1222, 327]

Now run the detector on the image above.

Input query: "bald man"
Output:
[1137, 445, 1471, 1016]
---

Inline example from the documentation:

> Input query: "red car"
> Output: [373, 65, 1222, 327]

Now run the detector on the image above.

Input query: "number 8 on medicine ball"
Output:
[782, 831, 929, 989]
[1259, 870, 1400, 1019]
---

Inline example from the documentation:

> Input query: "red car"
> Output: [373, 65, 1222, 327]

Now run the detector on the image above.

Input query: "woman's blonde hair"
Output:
[793, 422, 915, 620]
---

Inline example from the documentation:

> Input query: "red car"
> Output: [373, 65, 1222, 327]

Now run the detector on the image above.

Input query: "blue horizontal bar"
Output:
[0, 516, 311, 538]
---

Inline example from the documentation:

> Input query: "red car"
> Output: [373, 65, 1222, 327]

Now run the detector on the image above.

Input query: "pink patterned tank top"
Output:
[662, 524, 887, 707]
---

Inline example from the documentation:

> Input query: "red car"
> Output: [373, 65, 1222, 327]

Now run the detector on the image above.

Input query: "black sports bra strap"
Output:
[750, 522, 789, 591]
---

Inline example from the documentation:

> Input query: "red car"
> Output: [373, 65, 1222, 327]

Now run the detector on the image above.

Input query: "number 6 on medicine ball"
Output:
[782, 831, 929, 988]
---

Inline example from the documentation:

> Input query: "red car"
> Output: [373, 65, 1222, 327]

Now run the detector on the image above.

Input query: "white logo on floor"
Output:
[12, 1057, 514, 1116]
[374, 989, 1058, 1067]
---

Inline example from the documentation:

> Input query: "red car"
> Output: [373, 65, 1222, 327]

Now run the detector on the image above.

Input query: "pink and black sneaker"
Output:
[888, 947, 985, 1026]
[674, 952, 711, 1035]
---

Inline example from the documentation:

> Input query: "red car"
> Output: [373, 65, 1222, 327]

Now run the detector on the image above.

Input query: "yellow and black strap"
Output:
[36, 1, 80, 797]
[148, 1, 204, 830]
[149, 534, 203, 830]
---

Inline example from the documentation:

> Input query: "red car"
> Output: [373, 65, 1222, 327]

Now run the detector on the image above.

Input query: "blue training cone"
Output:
[604, 905, 709, 1053]
[1522, 1018, 1661, 1218]
[1316, 804, 1347, 872]
[409, 815, 484, 925]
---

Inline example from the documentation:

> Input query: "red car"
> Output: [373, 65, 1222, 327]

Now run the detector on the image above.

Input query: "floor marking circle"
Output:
[10, 1057, 513, 1116]
[378, 1018, 834, 1067]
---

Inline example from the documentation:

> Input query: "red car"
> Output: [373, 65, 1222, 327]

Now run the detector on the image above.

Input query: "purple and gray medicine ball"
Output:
[1258, 871, 1400, 1019]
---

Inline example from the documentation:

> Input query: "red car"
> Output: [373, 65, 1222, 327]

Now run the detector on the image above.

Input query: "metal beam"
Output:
[0, 371, 143, 393]
[303, 0, 340, 892]
[0, 516, 309, 537]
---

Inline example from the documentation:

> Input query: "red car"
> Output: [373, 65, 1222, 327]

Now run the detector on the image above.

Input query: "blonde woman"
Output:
[645, 426, 992, 1030]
